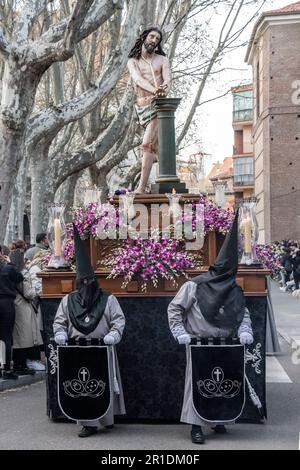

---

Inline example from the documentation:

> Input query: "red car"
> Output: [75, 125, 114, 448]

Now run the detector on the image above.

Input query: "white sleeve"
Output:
[53, 296, 69, 337]
[107, 295, 125, 342]
[167, 281, 196, 339]
[238, 307, 253, 338]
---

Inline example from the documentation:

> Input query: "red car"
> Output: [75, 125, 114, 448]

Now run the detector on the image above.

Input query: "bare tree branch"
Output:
[25, 0, 123, 67]
[168, 0, 192, 67]
[120, 159, 142, 189]
[63, 0, 94, 52]
[38, 0, 124, 45]
[50, 85, 134, 188]
[0, 27, 10, 57]
[199, 89, 232, 106]
[98, 119, 137, 172]
[26, 0, 145, 150]
[13, 0, 47, 43]
[176, 0, 254, 148]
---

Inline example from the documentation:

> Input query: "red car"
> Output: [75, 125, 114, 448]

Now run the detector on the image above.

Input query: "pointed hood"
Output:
[211, 209, 239, 276]
[73, 224, 95, 279]
[192, 210, 245, 329]
[67, 224, 109, 335]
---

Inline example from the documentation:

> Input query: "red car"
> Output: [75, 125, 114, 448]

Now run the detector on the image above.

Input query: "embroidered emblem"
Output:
[245, 343, 262, 375]
[48, 343, 58, 375]
[197, 366, 241, 398]
[63, 367, 106, 398]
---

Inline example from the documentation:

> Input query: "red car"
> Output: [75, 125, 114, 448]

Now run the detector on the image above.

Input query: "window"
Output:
[233, 90, 253, 122]
[233, 157, 254, 186]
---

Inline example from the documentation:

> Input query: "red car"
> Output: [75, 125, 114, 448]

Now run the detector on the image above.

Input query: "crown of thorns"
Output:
[138, 23, 161, 34]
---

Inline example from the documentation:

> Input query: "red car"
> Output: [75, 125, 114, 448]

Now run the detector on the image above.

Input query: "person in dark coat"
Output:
[0, 245, 24, 379]
[292, 250, 300, 290]
[280, 248, 293, 289]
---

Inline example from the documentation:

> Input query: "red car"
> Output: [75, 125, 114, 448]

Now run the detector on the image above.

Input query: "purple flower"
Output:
[181, 193, 234, 235]
[114, 188, 131, 195]
[104, 235, 195, 291]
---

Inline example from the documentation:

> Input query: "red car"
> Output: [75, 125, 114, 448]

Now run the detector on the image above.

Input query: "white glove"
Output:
[104, 333, 119, 345]
[177, 334, 191, 345]
[239, 332, 253, 345]
[54, 332, 68, 345]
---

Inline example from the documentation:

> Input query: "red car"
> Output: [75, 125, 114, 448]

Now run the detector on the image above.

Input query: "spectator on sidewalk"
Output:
[24, 233, 49, 262]
[280, 248, 293, 291]
[11, 240, 26, 251]
[292, 250, 300, 291]
[26, 250, 49, 370]
[9, 249, 44, 374]
[0, 245, 23, 380]
[26, 250, 48, 297]
[1, 245, 10, 257]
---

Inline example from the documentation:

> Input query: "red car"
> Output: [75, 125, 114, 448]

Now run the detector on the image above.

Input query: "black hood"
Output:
[73, 224, 95, 280]
[192, 211, 245, 329]
[67, 224, 109, 335]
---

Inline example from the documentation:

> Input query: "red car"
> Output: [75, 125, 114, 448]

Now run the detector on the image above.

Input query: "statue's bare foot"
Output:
[133, 187, 146, 194]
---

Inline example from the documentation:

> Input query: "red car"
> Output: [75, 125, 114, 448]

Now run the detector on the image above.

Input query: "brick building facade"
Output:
[245, 1, 300, 243]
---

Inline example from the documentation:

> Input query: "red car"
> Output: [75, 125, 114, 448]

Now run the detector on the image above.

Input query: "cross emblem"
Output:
[79, 367, 88, 382]
[213, 368, 222, 382]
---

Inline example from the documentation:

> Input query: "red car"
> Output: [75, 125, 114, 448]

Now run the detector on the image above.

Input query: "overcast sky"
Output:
[181, 0, 290, 174]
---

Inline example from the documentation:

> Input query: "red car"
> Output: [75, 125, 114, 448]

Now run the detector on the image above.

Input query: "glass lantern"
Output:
[212, 180, 227, 209]
[166, 190, 181, 219]
[47, 205, 69, 269]
[84, 185, 101, 206]
[120, 192, 136, 220]
[238, 198, 260, 266]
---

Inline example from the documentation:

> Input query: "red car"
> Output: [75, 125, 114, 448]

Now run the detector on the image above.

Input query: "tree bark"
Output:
[30, 142, 52, 238]
[0, 0, 124, 242]
[4, 156, 29, 245]
[0, 58, 42, 242]
[56, 173, 79, 224]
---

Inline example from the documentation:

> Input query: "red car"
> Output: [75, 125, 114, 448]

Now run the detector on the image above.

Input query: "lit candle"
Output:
[243, 216, 252, 253]
[54, 218, 62, 257]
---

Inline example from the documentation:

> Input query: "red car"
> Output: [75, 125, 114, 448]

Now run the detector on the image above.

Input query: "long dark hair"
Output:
[128, 27, 166, 59]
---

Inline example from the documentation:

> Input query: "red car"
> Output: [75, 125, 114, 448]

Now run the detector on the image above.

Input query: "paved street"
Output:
[269, 280, 300, 346]
[0, 280, 299, 450]
[0, 338, 299, 450]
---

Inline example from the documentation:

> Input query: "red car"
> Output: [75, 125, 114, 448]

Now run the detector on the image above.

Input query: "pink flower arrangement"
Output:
[73, 202, 120, 239]
[72, 194, 233, 241]
[58, 195, 281, 285]
[179, 194, 233, 236]
[63, 235, 75, 264]
[255, 244, 282, 275]
[198, 193, 234, 234]
[104, 236, 195, 291]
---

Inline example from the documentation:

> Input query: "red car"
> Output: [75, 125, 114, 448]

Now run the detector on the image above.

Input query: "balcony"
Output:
[233, 108, 253, 122]
[232, 89, 253, 123]
[233, 156, 254, 187]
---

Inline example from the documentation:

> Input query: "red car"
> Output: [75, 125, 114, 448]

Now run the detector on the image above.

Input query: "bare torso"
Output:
[127, 54, 170, 106]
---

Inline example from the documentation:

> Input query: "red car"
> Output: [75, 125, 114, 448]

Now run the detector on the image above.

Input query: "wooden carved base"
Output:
[39, 266, 269, 298]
